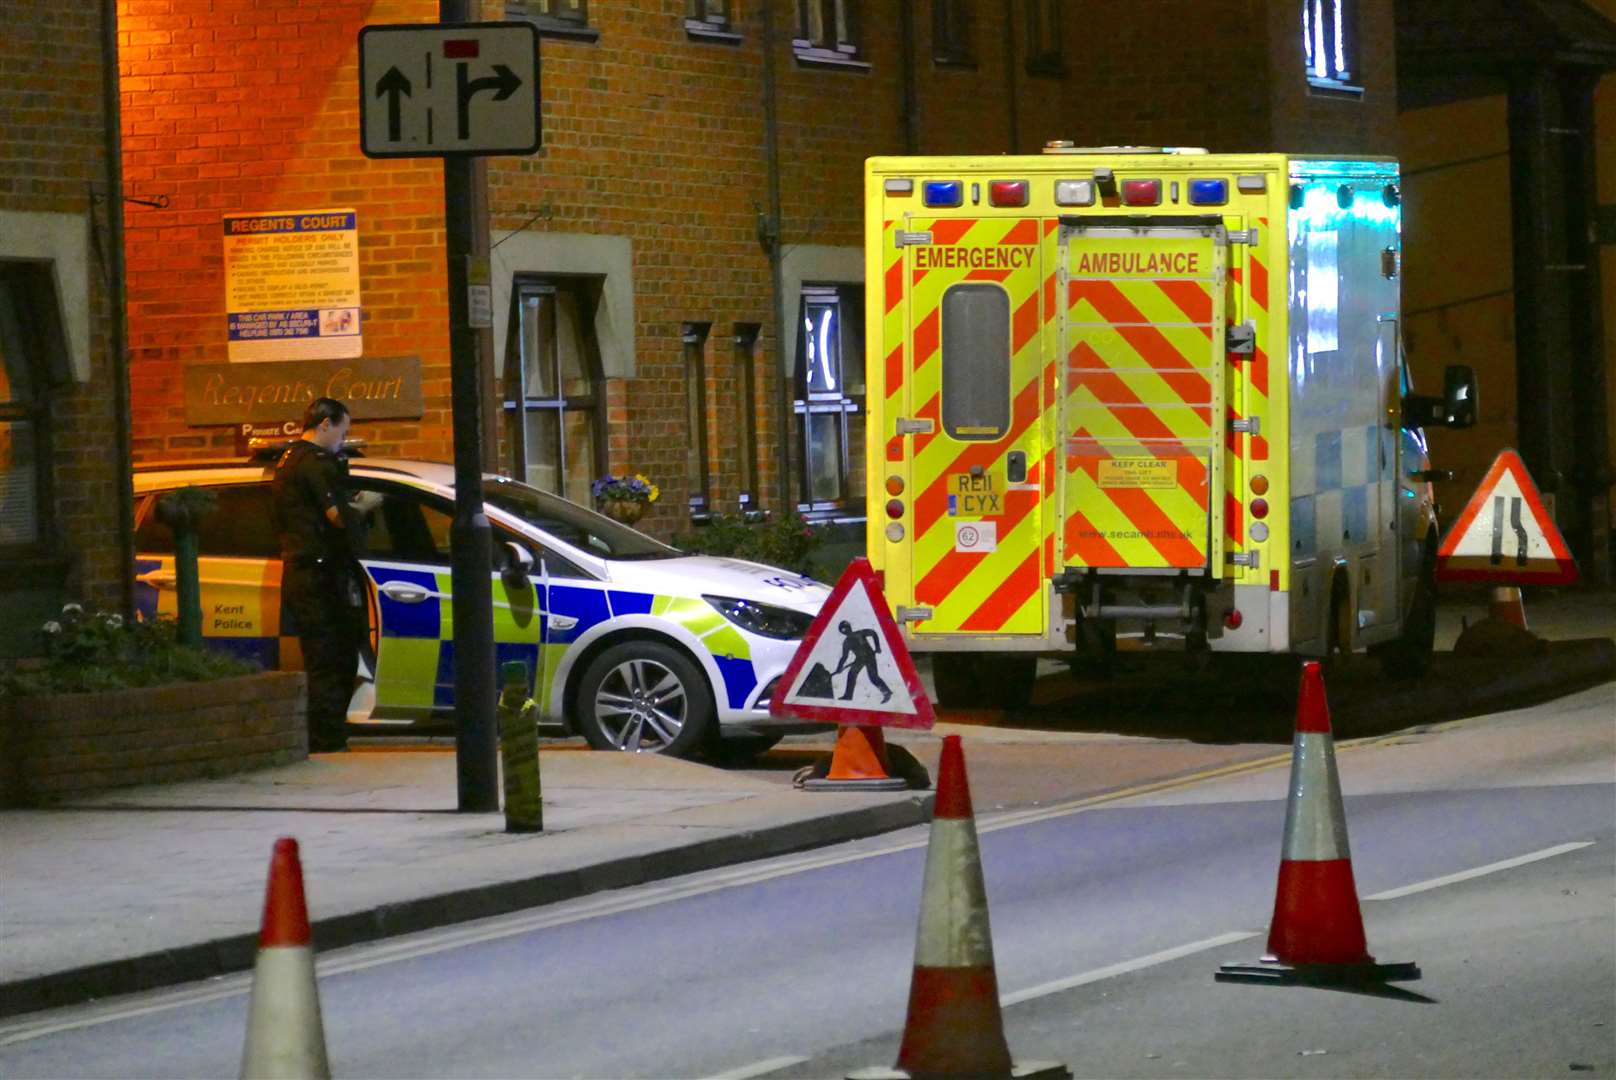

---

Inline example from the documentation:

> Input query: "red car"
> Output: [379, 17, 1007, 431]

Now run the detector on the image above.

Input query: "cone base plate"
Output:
[803, 776, 911, 792]
[1216, 958, 1421, 986]
[849, 1060, 1070, 1080]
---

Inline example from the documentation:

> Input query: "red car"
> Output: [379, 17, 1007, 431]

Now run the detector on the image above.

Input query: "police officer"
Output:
[273, 398, 364, 753]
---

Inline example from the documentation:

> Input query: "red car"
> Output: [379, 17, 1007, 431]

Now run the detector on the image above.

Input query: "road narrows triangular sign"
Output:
[770, 557, 935, 729]
[1435, 449, 1578, 585]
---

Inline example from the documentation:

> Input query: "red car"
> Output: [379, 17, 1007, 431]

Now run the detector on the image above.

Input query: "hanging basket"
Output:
[599, 500, 647, 525]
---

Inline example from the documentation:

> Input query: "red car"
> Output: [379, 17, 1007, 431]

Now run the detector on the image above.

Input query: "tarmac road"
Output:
[2, 680, 1608, 1079]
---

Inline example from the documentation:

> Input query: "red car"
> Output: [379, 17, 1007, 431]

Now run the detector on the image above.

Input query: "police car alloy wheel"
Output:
[577, 640, 714, 755]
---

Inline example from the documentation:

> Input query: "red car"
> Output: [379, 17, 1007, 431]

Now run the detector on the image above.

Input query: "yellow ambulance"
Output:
[863, 147, 1476, 708]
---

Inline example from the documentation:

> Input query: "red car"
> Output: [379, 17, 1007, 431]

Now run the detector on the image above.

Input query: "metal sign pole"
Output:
[442, 0, 499, 813]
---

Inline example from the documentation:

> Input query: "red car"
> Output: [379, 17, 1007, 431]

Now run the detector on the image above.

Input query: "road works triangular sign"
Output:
[1435, 449, 1578, 585]
[770, 557, 935, 729]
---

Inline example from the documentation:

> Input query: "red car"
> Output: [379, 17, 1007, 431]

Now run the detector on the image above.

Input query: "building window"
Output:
[686, 0, 741, 42]
[683, 323, 711, 521]
[794, 0, 867, 66]
[934, 0, 974, 65]
[0, 267, 56, 552]
[1025, 0, 1064, 77]
[794, 286, 864, 515]
[733, 324, 762, 517]
[508, 0, 599, 41]
[504, 280, 605, 508]
[1302, 0, 1357, 89]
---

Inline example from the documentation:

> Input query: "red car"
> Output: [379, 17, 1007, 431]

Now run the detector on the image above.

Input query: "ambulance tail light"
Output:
[1250, 498, 1269, 520]
[1223, 609, 1244, 630]
[1121, 179, 1161, 206]
[885, 475, 905, 496]
[989, 180, 1028, 207]
[885, 499, 905, 520]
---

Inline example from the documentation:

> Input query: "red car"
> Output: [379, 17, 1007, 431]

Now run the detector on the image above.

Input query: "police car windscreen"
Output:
[484, 478, 679, 560]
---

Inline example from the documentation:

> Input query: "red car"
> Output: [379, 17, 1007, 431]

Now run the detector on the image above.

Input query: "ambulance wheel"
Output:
[1067, 618, 1117, 679]
[931, 654, 989, 709]
[1376, 556, 1437, 680]
[991, 654, 1037, 711]
[1323, 577, 1354, 677]
[576, 641, 714, 757]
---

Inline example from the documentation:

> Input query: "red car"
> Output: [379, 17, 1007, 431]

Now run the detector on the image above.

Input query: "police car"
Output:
[132, 457, 832, 758]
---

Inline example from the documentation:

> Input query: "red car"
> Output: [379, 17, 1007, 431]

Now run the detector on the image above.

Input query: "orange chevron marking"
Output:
[885, 256, 904, 314]
[1249, 255, 1269, 312]
[1251, 344, 1269, 397]
[914, 308, 940, 367]
[1155, 279, 1214, 329]
[1002, 219, 1039, 245]
[1069, 280, 1214, 402]
[1013, 290, 1040, 354]
[886, 343, 905, 397]
[916, 488, 1038, 607]
[1226, 491, 1244, 542]
[1063, 504, 1125, 566]
[914, 379, 1040, 539]
[959, 548, 1041, 632]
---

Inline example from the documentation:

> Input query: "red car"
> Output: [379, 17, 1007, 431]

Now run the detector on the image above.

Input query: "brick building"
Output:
[113, 0, 1400, 540]
[0, 1, 133, 659]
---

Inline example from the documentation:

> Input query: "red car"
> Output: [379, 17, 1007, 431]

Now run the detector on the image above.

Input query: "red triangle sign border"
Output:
[1435, 448, 1578, 585]
[768, 557, 936, 729]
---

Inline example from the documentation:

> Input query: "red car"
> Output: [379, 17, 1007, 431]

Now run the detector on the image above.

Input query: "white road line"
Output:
[1364, 841, 1596, 901]
[999, 931, 1258, 1006]
[703, 1054, 810, 1080]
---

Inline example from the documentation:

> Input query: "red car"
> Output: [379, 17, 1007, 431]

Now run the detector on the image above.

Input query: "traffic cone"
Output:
[802, 725, 909, 791]
[1217, 662, 1419, 986]
[1488, 585, 1528, 629]
[850, 736, 1068, 1080]
[241, 838, 331, 1080]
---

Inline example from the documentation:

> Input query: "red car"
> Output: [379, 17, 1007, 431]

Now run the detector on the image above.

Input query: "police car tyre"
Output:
[576, 640, 714, 756]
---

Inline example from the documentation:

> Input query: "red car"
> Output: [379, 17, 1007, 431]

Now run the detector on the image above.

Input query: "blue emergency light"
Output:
[1188, 179, 1228, 206]
[923, 181, 963, 208]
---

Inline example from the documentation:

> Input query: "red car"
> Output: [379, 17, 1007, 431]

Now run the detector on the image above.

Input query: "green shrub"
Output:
[0, 604, 259, 697]
[673, 512, 825, 579]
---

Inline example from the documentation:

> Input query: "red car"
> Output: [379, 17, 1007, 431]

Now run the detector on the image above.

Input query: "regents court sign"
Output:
[183, 357, 423, 425]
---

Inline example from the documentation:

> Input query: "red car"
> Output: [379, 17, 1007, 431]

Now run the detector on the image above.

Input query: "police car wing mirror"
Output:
[500, 541, 535, 588]
[1442, 365, 1477, 430]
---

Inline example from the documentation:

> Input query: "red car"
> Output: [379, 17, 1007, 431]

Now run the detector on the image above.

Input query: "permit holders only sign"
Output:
[770, 558, 935, 729]
[224, 210, 361, 362]
[1436, 449, 1578, 585]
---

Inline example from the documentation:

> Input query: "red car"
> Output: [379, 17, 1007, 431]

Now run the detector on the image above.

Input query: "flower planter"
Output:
[599, 500, 647, 525]
[0, 671, 307, 807]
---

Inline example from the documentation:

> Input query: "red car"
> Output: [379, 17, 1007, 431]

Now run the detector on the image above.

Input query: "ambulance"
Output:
[863, 147, 1477, 708]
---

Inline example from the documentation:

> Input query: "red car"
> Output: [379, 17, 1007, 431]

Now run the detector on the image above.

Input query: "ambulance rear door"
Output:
[899, 214, 1048, 639]
[1060, 217, 1230, 574]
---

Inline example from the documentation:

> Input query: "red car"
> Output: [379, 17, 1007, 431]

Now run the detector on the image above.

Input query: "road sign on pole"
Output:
[359, 22, 540, 158]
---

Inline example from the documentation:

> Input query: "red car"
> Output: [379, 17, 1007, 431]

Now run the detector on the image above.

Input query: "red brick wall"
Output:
[119, 0, 452, 463]
[1, 3, 127, 619]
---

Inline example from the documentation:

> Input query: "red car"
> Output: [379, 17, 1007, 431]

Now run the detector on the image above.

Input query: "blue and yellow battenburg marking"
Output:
[154, 554, 769, 718]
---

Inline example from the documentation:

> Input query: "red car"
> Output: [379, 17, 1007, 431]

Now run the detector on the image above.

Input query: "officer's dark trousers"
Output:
[283, 560, 363, 752]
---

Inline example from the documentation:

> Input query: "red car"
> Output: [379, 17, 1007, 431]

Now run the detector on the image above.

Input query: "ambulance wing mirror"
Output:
[1402, 365, 1477, 430]
[1441, 365, 1478, 429]
[500, 541, 535, 589]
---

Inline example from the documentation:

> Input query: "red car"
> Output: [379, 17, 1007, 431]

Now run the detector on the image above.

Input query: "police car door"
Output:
[900, 214, 1047, 639]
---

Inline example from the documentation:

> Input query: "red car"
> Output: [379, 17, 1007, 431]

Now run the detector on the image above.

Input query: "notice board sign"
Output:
[224, 209, 361, 362]
[184, 357, 423, 425]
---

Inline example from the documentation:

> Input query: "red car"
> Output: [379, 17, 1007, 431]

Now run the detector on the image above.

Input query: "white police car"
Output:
[132, 458, 832, 758]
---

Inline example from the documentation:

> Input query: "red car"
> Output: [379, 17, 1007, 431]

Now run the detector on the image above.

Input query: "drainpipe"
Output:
[102, 0, 135, 620]
[761, 0, 791, 512]
[1003, 3, 1020, 152]
[900, 0, 919, 152]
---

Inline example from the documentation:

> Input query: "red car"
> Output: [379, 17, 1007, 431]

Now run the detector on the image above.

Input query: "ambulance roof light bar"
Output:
[1042, 142, 1209, 155]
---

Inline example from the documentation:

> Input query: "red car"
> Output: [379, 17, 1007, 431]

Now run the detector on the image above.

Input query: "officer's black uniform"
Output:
[272, 440, 365, 752]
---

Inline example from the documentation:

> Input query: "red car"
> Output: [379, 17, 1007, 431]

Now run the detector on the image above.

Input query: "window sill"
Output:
[507, 14, 601, 43]
[686, 20, 742, 44]
[792, 46, 871, 71]
[1307, 77, 1364, 98]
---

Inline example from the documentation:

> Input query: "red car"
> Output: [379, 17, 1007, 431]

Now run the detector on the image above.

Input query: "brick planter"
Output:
[0, 671, 306, 807]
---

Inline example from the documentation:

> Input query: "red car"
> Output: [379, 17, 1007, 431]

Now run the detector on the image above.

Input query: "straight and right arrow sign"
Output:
[359, 22, 540, 158]
[1435, 449, 1578, 585]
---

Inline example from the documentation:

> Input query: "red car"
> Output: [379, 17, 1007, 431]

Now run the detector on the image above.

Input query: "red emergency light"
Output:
[989, 180, 1028, 207]
[443, 39, 480, 58]
[1121, 179, 1161, 207]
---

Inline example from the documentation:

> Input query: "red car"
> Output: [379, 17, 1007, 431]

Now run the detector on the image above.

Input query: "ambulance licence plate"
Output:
[947, 472, 1000, 516]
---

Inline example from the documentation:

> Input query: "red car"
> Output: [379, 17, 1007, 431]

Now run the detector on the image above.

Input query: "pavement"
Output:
[0, 584, 1611, 1020]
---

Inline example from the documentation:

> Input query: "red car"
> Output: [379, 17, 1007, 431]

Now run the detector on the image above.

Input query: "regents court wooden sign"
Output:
[183, 357, 423, 425]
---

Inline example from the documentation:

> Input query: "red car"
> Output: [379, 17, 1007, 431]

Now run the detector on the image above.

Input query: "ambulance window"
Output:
[940, 284, 1010, 441]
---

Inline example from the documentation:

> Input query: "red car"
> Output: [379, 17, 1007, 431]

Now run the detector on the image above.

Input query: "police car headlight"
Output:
[703, 596, 814, 640]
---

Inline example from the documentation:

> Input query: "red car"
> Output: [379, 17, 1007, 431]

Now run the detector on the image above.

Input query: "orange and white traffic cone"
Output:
[802, 725, 909, 791]
[241, 837, 331, 1080]
[851, 736, 1068, 1080]
[1488, 585, 1528, 629]
[1217, 662, 1419, 986]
